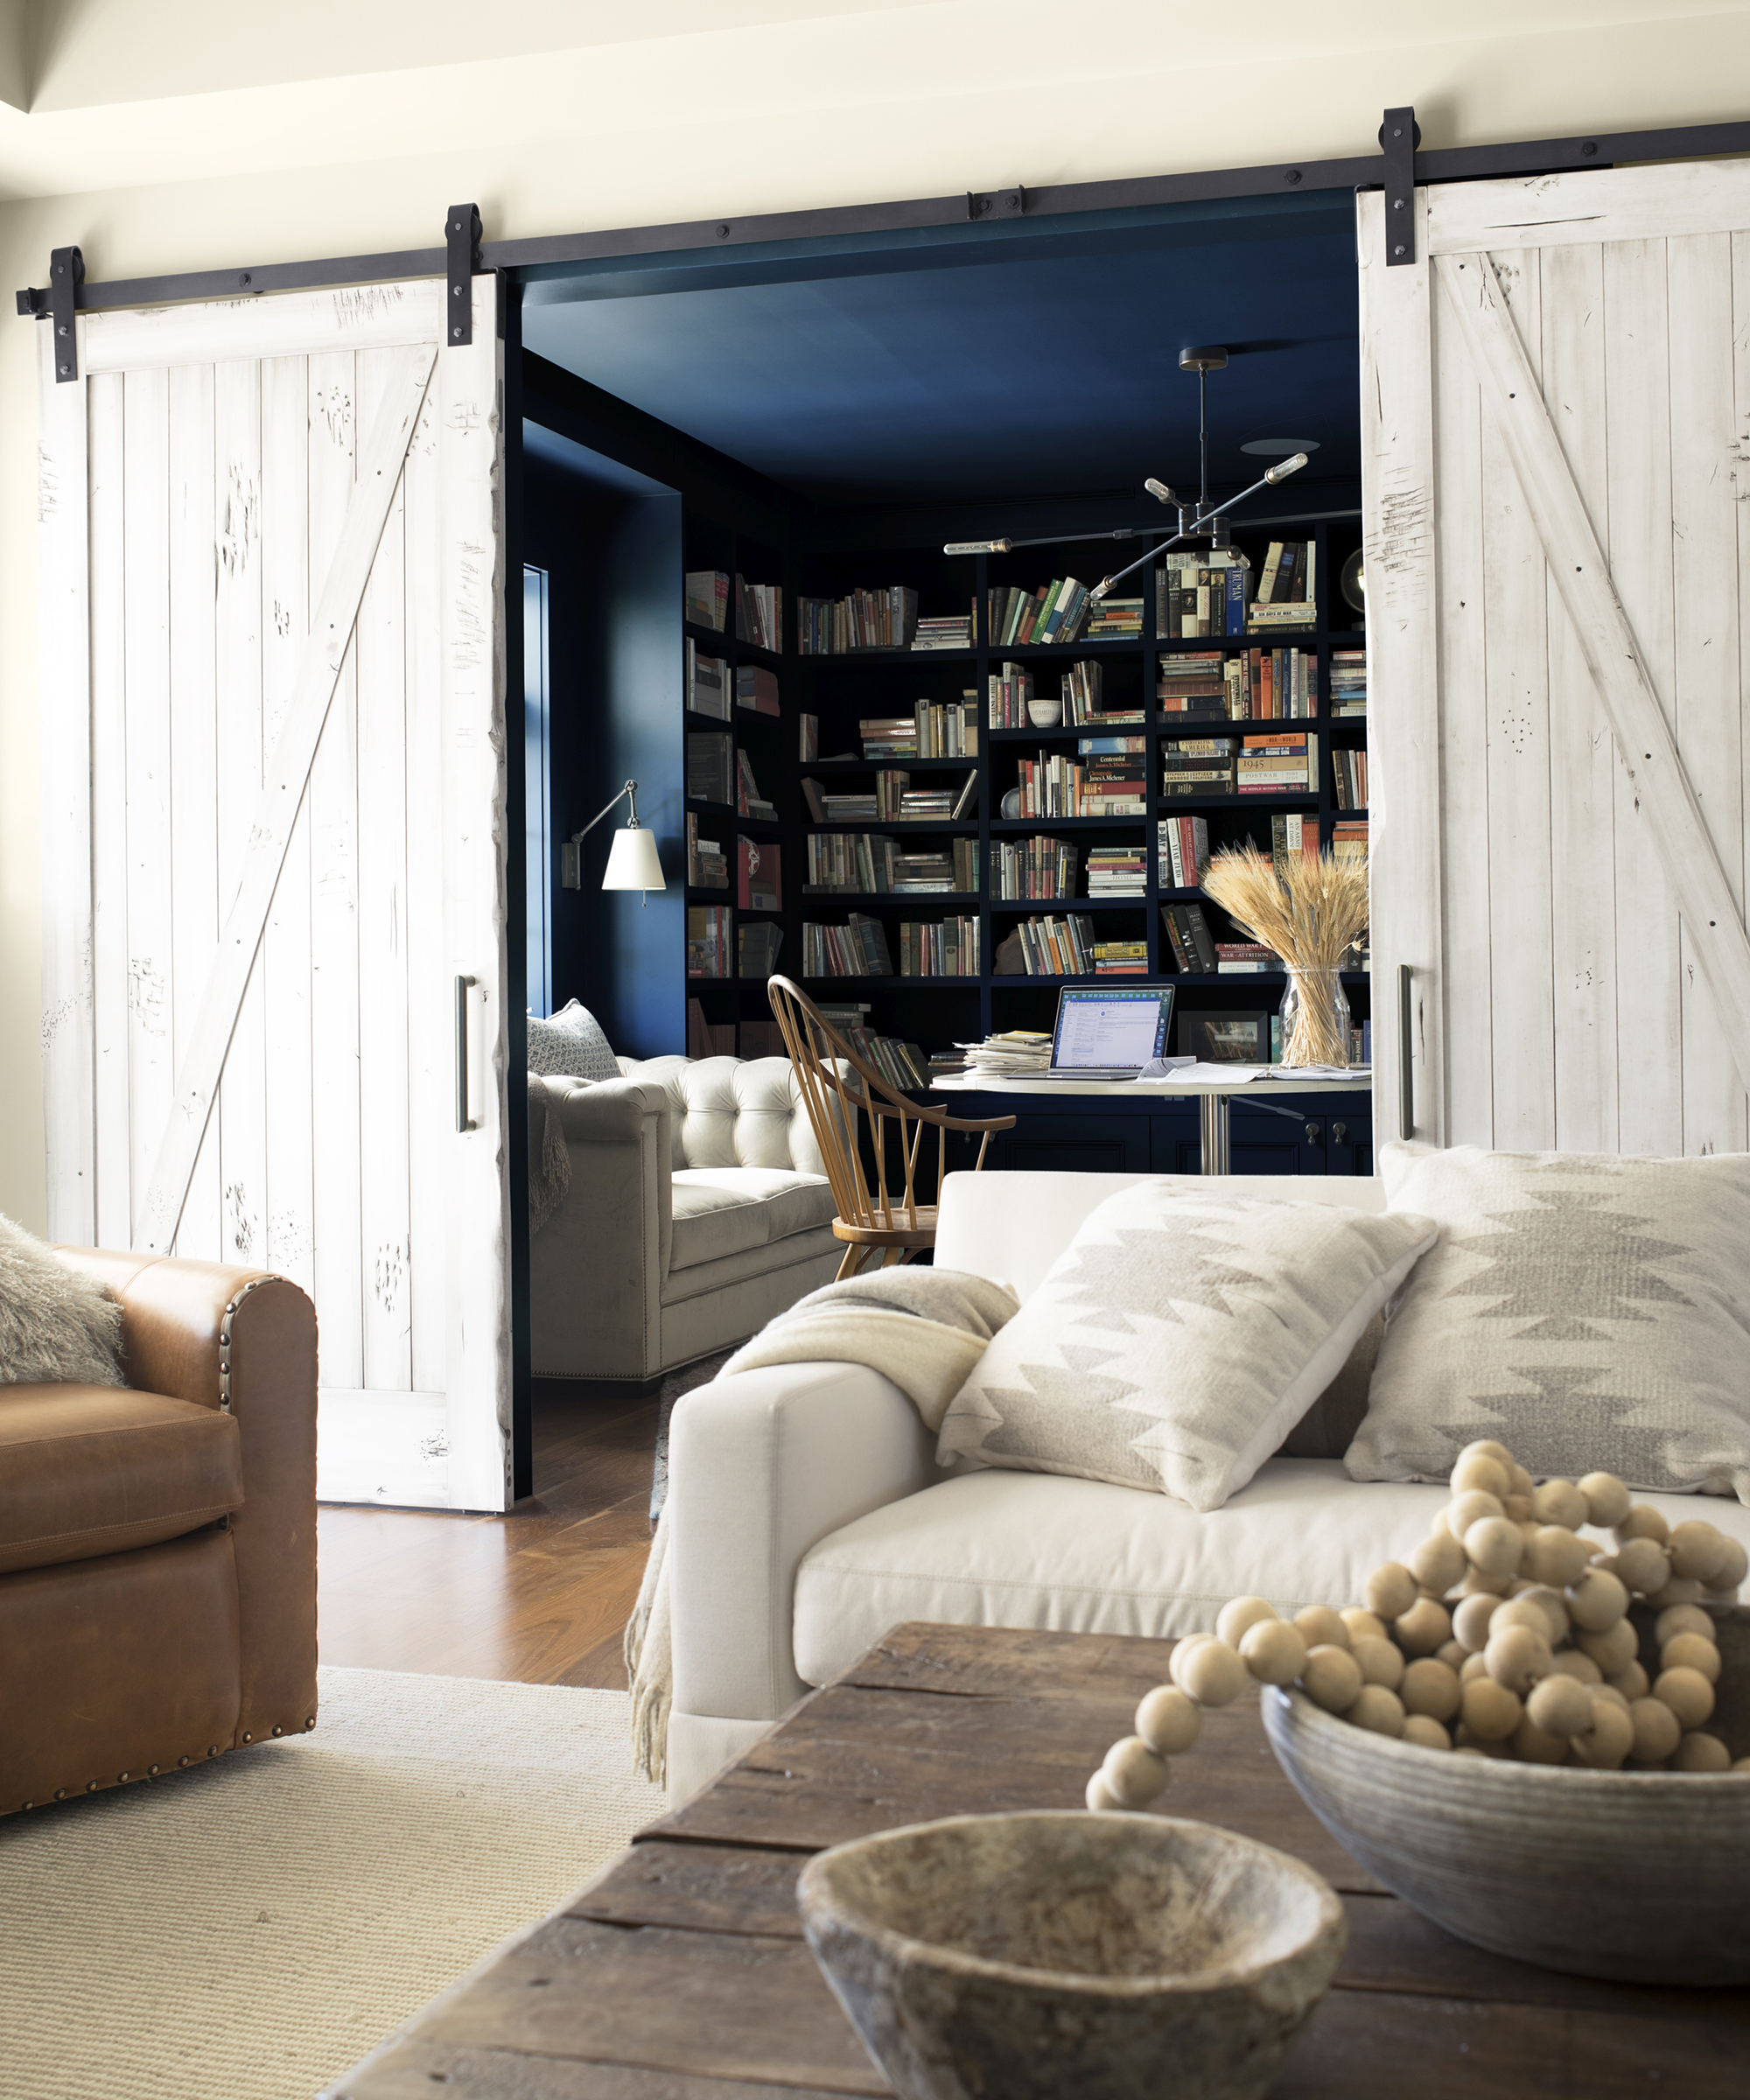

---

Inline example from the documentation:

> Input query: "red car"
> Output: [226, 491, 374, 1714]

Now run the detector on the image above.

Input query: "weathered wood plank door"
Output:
[1361, 164, 1750, 1157]
[37, 279, 513, 1511]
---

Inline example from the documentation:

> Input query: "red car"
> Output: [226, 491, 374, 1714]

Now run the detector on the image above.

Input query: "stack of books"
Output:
[892, 841, 979, 892]
[1333, 747, 1368, 809]
[1246, 541, 1316, 630]
[1160, 737, 1236, 797]
[1271, 812, 1320, 878]
[735, 576, 783, 651]
[1158, 552, 1249, 638]
[899, 778, 976, 821]
[1332, 816, 1368, 869]
[1157, 651, 1231, 718]
[1083, 596, 1143, 639]
[738, 922, 785, 978]
[900, 919, 980, 976]
[737, 838, 781, 912]
[861, 698, 978, 757]
[1093, 940, 1149, 976]
[805, 832, 978, 892]
[736, 665, 780, 716]
[841, 1029, 933, 1091]
[816, 786, 877, 823]
[1060, 658, 1141, 725]
[686, 731, 733, 805]
[990, 836, 1077, 900]
[1237, 732, 1318, 795]
[1087, 844, 1146, 895]
[1216, 942, 1278, 975]
[987, 662, 1036, 728]
[1078, 746, 1145, 816]
[913, 612, 974, 651]
[736, 749, 777, 820]
[984, 579, 1095, 648]
[1160, 902, 1218, 973]
[958, 1031, 1052, 1078]
[1157, 813, 1210, 889]
[928, 1045, 969, 1081]
[685, 570, 729, 631]
[686, 815, 728, 889]
[797, 585, 919, 654]
[1004, 914, 1099, 976]
[687, 905, 732, 978]
[1330, 649, 1368, 717]
[814, 1000, 872, 1038]
[802, 914, 894, 976]
[685, 641, 730, 718]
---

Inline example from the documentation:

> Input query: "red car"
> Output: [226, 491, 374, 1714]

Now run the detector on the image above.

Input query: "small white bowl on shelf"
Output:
[1026, 698, 1062, 728]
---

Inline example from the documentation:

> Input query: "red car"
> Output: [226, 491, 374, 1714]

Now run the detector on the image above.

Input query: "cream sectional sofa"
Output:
[661, 1167, 1750, 1802]
[528, 1054, 842, 1381]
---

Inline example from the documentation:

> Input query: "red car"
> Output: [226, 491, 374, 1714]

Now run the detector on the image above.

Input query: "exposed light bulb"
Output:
[1263, 452, 1310, 484]
[1144, 479, 1177, 505]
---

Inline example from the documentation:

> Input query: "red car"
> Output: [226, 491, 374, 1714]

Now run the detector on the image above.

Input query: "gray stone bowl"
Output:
[1263, 1685, 1750, 1984]
[795, 1810, 1347, 2100]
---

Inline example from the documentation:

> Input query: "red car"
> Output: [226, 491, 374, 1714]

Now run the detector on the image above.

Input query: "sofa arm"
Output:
[529, 1077, 672, 1379]
[52, 1249, 318, 1749]
[667, 1359, 939, 1726]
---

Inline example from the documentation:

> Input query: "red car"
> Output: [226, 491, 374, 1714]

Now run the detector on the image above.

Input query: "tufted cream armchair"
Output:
[528, 1055, 844, 1382]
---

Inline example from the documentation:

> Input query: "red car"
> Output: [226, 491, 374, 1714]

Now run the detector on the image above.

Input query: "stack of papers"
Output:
[957, 1031, 1054, 1079]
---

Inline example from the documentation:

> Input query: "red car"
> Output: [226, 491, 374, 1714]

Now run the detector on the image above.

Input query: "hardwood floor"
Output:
[317, 1357, 727, 1689]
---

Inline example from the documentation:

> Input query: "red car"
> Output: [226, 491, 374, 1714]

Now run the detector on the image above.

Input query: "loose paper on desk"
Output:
[1144, 1062, 1269, 1083]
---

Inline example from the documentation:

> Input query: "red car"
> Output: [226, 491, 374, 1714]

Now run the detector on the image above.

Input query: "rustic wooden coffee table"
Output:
[329, 1621, 1749, 2098]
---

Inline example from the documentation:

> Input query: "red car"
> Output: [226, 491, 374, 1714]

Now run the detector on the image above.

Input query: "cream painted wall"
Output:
[4, 0, 1748, 1228]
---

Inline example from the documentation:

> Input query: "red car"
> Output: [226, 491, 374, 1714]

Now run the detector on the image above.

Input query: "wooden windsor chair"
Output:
[767, 976, 1016, 1278]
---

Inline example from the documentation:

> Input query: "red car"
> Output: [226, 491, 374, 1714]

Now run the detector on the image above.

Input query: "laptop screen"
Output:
[1051, 986, 1176, 1071]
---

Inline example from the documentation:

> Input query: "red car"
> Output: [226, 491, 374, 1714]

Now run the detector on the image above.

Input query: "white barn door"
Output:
[37, 278, 513, 1512]
[1362, 164, 1750, 1158]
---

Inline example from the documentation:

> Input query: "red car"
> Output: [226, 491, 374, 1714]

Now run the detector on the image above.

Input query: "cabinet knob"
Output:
[1333, 1121, 1348, 1143]
[1305, 1122, 1321, 1144]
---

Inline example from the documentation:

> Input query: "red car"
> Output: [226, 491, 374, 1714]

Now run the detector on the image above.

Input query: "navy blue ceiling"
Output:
[522, 192, 1361, 510]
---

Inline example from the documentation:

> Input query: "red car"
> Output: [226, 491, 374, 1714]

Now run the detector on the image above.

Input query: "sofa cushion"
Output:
[1354, 1142, 1750, 1498]
[669, 1169, 837, 1271]
[528, 1000, 620, 1082]
[937, 1185, 1437, 1510]
[619, 1054, 830, 1176]
[0, 1382, 244, 1577]
[790, 1459, 1750, 1690]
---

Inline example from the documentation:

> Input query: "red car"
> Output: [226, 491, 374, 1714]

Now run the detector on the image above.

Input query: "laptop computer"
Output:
[1039, 984, 1177, 1079]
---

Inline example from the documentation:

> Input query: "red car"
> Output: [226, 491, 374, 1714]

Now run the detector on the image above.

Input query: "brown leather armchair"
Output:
[0, 1250, 318, 1816]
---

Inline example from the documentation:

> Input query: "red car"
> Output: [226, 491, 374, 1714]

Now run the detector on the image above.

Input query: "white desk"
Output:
[930, 1072, 1374, 1173]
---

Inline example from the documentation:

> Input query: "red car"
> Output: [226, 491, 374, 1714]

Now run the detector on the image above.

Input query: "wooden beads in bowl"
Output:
[1087, 1440, 1747, 1811]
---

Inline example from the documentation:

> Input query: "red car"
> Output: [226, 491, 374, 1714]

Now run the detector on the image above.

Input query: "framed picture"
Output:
[1180, 1008, 1270, 1062]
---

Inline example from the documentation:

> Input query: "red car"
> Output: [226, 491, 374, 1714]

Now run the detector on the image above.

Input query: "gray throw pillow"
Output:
[528, 999, 620, 1083]
[1348, 1142, 1750, 1500]
[0, 1215, 125, 1387]
[938, 1184, 1438, 1511]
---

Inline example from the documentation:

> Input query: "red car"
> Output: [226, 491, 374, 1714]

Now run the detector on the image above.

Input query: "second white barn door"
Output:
[37, 278, 513, 1511]
[1361, 163, 1750, 1157]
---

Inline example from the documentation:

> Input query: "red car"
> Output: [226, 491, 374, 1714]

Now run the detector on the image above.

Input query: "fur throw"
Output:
[0, 1215, 125, 1387]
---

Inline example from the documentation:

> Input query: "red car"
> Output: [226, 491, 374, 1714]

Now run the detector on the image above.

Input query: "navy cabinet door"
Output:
[991, 1113, 1152, 1174]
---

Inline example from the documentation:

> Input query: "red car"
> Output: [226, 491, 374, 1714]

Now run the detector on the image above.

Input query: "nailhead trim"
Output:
[216, 1274, 281, 1413]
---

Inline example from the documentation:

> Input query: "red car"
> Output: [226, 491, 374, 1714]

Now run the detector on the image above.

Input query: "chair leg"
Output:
[836, 1243, 869, 1281]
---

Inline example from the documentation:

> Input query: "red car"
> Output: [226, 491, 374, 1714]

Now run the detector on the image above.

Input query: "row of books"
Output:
[860, 699, 979, 759]
[994, 914, 1100, 976]
[1214, 941, 1279, 975]
[1155, 546, 1319, 636]
[684, 570, 731, 632]
[687, 734, 776, 817]
[1271, 811, 1320, 878]
[684, 645, 781, 721]
[802, 914, 894, 977]
[800, 590, 972, 655]
[1158, 814, 1211, 890]
[1088, 844, 1146, 895]
[990, 835, 1078, 900]
[802, 773, 977, 824]
[984, 578, 1098, 648]
[1159, 902, 1219, 973]
[1332, 817, 1368, 868]
[898, 918, 981, 977]
[1013, 751, 1144, 818]
[1331, 649, 1367, 718]
[1158, 648, 1318, 720]
[687, 815, 727, 889]
[844, 1029, 934, 1091]
[687, 905, 732, 979]
[685, 999, 785, 1060]
[1332, 747, 1369, 809]
[805, 832, 980, 893]
[914, 613, 975, 650]
[738, 921, 785, 978]
[1158, 732, 1320, 799]
[737, 578, 783, 652]
[738, 838, 781, 911]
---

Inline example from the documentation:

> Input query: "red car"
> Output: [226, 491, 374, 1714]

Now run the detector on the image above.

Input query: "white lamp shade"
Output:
[601, 825, 666, 891]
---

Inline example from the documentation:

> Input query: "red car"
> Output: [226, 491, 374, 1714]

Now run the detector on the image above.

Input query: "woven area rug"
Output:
[0, 1668, 662, 2100]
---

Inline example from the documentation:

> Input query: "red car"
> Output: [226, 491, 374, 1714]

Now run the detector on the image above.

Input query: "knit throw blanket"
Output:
[625, 1265, 1019, 1786]
[526, 1074, 574, 1236]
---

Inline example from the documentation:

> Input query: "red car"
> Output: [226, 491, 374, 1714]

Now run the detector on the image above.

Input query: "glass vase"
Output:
[1278, 967, 1351, 1068]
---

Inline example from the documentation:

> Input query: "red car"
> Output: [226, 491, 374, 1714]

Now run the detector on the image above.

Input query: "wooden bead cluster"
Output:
[1088, 1441, 1749, 1811]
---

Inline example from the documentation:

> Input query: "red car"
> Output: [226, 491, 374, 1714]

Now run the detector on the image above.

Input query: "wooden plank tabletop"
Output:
[328, 1620, 1750, 2100]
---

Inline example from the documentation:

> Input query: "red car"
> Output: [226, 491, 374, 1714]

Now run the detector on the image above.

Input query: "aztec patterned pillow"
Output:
[938, 1182, 1437, 1511]
[527, 1001, 620, 1083]
[1349, 1143, 1750, 1501]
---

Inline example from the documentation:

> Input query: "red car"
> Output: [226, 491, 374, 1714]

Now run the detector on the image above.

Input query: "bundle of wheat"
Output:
[1200, 844, 1368, 1066]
